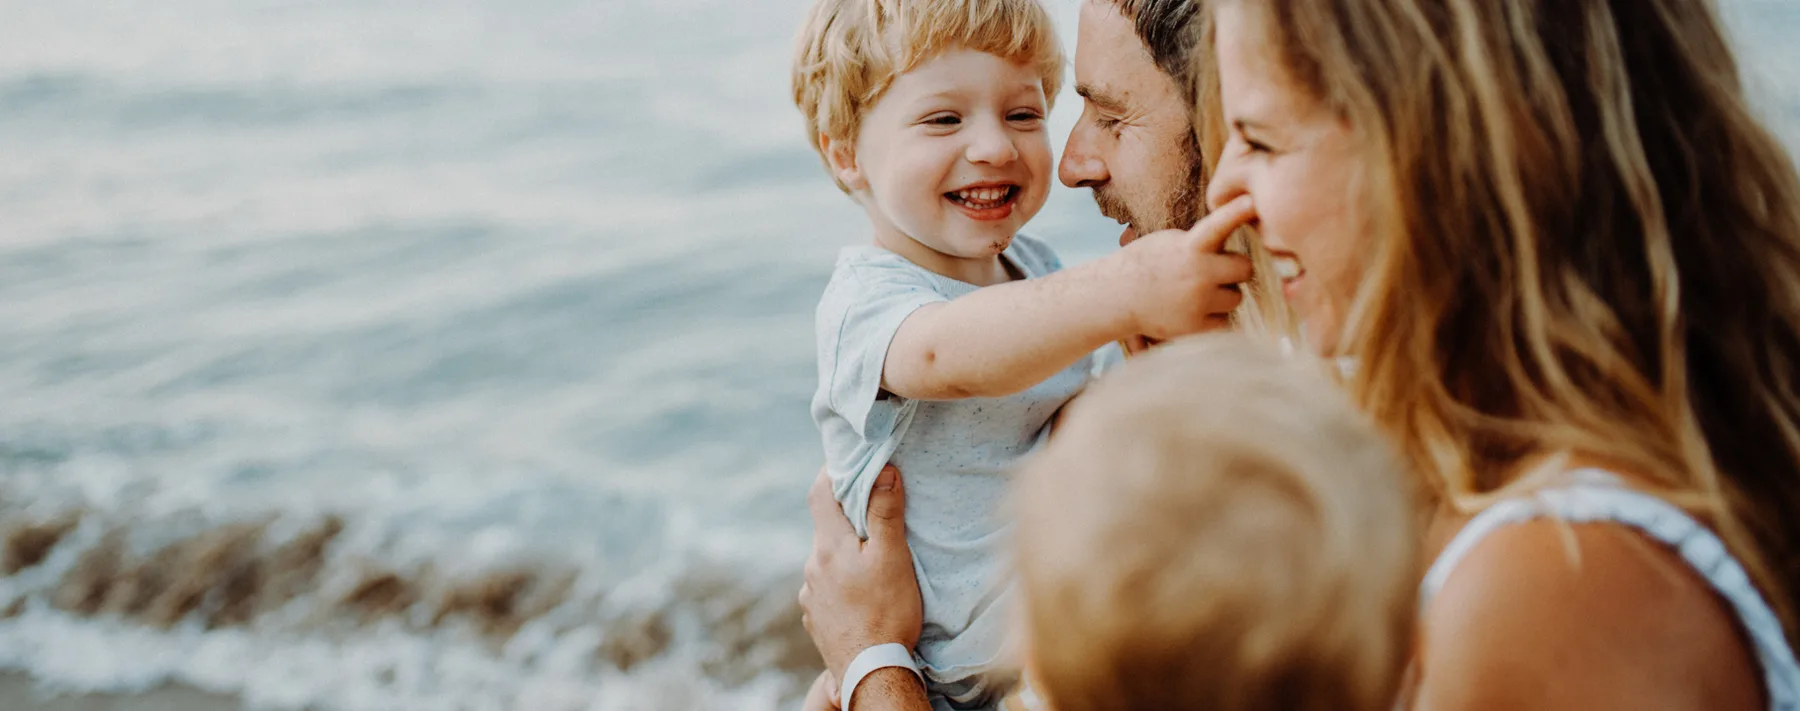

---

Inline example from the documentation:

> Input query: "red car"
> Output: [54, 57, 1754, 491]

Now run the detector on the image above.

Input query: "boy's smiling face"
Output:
[828, 48, 1054, 272]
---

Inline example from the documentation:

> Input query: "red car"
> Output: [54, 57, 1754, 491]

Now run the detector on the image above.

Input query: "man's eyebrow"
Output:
[1074, 83, 1129, 113]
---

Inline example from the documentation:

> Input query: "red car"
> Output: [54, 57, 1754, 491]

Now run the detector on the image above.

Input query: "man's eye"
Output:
[1094, 115, 1122, 131]
[1245, 139, 1273, 153]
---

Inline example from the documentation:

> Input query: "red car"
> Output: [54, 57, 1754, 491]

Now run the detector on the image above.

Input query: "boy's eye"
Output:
[1008, 111, 1043, 123]
[925, 114, 961, 126]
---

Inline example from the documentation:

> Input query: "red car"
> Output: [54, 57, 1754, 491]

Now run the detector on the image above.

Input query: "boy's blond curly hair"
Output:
[791, 0, 1066, 193]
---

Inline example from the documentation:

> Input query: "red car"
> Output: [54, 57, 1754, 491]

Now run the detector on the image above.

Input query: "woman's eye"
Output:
[1238, 134, 1272, 154]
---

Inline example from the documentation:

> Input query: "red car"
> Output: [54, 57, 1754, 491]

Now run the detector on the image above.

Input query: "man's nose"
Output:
[1059, 123, 1107, 188]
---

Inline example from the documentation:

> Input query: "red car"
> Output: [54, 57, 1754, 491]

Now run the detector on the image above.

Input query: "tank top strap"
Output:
[1418, 468, 1800, 711]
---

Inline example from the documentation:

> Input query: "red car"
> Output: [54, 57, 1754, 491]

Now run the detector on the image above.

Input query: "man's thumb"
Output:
[866, 465, 906, 535]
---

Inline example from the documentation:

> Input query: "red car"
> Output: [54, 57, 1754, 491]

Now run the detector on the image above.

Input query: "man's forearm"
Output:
[847, 668, 932, 711]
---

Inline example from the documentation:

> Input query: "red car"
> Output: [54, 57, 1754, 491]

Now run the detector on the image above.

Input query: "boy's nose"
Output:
[966, 123, 1019, 166]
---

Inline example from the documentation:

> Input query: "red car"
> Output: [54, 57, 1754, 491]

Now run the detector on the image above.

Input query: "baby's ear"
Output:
[820, 134, 867, 191]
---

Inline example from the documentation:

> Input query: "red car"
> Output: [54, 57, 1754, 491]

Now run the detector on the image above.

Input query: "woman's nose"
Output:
[1206, 148, 1248, 211]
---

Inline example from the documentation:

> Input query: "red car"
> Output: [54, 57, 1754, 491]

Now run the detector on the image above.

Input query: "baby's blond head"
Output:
[790, 0, 1065, 193]
[1012, 334, 1419, 711]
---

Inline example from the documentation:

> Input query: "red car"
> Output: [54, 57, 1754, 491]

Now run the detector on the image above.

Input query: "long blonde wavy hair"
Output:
[1195, 0, 1800, 645]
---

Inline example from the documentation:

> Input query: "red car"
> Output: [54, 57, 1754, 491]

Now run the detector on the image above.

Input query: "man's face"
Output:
[1060, 0, 1204, 240]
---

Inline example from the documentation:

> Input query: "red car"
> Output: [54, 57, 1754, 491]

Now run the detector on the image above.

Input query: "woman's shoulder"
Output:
[1415, 514, 1764, 710]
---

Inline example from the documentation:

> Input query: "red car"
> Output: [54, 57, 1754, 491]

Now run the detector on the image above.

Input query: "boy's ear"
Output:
[820, 134, 867, 192]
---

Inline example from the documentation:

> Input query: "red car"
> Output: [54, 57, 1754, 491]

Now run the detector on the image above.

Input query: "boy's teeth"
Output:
[955, 187, 1009, 202]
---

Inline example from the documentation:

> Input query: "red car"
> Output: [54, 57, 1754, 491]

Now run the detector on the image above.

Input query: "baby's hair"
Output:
[790, 0, 1065, 192]
[1012, 334, 1419, 711]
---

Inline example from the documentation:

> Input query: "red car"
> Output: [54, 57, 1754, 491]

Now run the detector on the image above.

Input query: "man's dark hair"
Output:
[1104, 0, 1205, 101]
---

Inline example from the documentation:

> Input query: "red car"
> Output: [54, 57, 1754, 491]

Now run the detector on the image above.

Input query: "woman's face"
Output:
[1204, 3, 1372, 355]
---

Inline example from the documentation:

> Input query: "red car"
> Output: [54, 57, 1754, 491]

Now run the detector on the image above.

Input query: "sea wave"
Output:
[0, 493, 819, 711]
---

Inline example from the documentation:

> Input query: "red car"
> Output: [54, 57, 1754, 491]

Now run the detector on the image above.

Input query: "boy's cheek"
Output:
[1023, 134, 1055, 163]
[1023, 140, 1056, 190]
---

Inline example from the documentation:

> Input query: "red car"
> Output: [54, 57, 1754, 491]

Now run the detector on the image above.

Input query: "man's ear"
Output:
[820, 134, 867, 192]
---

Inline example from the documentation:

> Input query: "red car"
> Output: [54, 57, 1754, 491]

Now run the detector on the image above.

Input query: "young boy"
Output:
[791, 0, 1250, 708]
[1009, 334, 1420, 711]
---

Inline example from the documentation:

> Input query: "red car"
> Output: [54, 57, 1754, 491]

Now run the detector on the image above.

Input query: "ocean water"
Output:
[0, 1, 1796, 710]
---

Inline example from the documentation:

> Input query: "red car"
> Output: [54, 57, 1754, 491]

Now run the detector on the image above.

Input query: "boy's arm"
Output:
[880, 261, 1136, 400]
[882, 197, 1259, 400]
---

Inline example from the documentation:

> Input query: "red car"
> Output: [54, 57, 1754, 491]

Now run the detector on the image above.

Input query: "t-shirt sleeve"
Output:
[1005, 233, 1066, 277]
[815, 260, 949, 439]
[1089, 340, 1127, 377]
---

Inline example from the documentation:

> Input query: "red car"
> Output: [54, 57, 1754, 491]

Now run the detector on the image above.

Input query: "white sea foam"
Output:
[0, 485, 816, 711]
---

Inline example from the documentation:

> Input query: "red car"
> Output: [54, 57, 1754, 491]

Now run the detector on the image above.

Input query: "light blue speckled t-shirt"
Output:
[811, 234, 1103, 710]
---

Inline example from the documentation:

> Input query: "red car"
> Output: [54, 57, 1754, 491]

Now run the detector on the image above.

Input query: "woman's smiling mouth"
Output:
[945, 184, 1020, 221]
[1271, 251, 1305, 298]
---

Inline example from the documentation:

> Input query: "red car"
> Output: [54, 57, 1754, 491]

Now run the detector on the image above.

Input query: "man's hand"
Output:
[802, 670, 842, 711]
[1110, 195, 1258, 340]
[799, 465, 924, 680]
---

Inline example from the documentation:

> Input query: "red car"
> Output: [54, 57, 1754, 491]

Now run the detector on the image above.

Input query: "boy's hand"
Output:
[1111, 196, 1258, 340]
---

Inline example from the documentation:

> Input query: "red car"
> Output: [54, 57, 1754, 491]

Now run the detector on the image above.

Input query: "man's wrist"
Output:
[844, 666, 929, 711]
[839, 643, 921, 710]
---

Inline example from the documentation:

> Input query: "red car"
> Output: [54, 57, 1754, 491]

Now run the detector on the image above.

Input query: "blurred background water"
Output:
[0, 1, 1795, 709]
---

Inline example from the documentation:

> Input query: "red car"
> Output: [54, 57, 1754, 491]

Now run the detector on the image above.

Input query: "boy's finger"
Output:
[1190, 195, 1257, 252]
[1210, 285, 1247, 314]
[1209, 252, 1255, 285]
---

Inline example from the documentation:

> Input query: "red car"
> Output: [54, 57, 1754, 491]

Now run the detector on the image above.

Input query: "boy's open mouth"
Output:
[945, 184, 1021, 221]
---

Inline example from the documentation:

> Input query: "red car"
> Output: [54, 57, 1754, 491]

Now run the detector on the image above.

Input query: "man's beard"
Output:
[1090, 136, 1206, 233]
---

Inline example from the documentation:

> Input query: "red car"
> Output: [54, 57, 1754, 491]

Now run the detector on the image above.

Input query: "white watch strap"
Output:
[839, 643, 922, 710]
